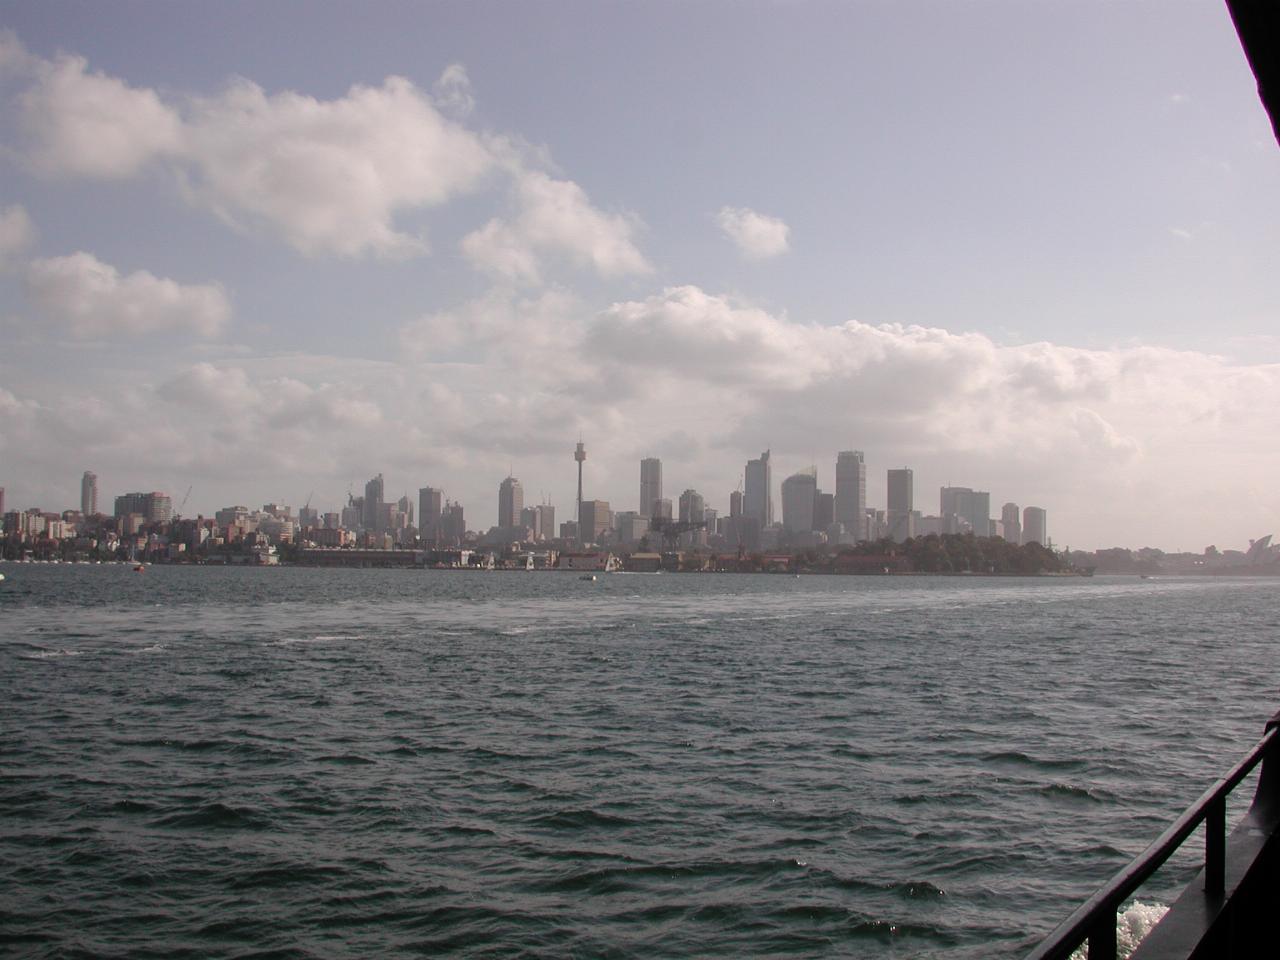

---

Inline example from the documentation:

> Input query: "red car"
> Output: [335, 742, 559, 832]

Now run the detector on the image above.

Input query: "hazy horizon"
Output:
[1, 2, 1277, 552]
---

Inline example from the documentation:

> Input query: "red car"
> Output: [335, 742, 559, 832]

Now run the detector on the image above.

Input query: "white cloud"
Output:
[25, 251, 230, 338]
[178, 76, 496, 258]
[1, 34, 647, 270]
[15, 50, 182, 179]
[432, 63, 475, 117]
[462, 171, 650, 282]
[0, 204, 34, 268]
[717, 205, 791, 259]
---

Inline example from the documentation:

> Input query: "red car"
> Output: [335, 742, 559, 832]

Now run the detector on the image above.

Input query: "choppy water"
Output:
[3, 566, 1279, 958]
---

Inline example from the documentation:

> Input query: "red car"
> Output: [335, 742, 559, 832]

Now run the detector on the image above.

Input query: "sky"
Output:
[0, 0, 1277, 552]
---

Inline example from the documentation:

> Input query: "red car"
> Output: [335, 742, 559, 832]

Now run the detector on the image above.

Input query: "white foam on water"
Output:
[275, 634, 362, 645]
[24, 649, 83, 659]
[1067, 900, 1169, 960]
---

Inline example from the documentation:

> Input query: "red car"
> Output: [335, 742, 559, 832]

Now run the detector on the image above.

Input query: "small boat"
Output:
[133, 564, 145, 573]
[579, 574, 597, 581]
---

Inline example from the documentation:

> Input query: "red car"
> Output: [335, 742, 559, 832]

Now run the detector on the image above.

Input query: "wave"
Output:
[151, 801, 272, 830]
[982, 750, 1087, 772]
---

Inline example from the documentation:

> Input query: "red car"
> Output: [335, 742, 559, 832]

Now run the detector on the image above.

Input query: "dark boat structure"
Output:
[1027, 3, 1280, 957]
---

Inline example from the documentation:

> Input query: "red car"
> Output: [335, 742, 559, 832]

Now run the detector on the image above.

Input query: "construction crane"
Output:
[174, 485, 192, 521]
[648, 515, 708, 552]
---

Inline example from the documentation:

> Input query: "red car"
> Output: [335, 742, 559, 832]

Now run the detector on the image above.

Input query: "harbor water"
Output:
[3, 567, 1279, 957]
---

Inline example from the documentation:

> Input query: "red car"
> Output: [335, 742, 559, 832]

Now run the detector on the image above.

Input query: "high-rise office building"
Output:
[114, 491, 172, 523]
[834, 451, 865, 531]
[744, 450, 773, 527]
[814, 491, 834, 531]
[940, 486, 991, 537]
[1001, 502, 1022, 544]
[729, 489, 743, 518]
[364, 474, 384, 531]
[580, 499, 611, 543]
[651, 498, 672, 521]
[520, 506, 540, 538]
[498, 475, 524, 529]
[678, 489, 705, 523]
[639, 458, 662, 518]
[440, 501, 465, 545]
[781, 469, 817, 533]
[537, 503, 555, 541]
[81, 471, 97, 516]
[887, 468, 914, 542]
[1023, 506, 1047, 546]
[419, 487, 442, 541]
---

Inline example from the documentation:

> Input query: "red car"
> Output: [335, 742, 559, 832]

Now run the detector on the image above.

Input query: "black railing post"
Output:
[1205, 793, 1225, 896]
[1087, 909, 1117, 960]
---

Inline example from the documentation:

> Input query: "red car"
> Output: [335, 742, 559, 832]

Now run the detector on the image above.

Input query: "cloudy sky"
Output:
[1, 1, 1277, 551]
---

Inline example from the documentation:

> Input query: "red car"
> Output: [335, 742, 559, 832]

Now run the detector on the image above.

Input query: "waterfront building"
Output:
[81, 471, 97, 517]
[639, 458, 662, 518]
[1001, 502, 1022, 544]
[1023, 506, 1048, 546]
[363, 474, 384, 531]
[834, 451, 865, 533]
[887, 468, 914, 542]
[781, 469, 817, 534]
[744, 449, 773, 527]
[498, 475, 524, 530]
[419, 487, 442, 541]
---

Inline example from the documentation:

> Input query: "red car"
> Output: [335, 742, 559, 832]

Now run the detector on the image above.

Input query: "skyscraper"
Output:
[498, 475, 524, 529]
[834, 451, 865, 531]
[580, 499, 610, 544]
[940, 486, 991, 537]
[1001, 502, 1022, 544]
[364, 474, 384, 531]
[419, 486, 442, 541]
[81, 471, 97, 516]
[887, 468, 914, 542]
[520, 505, 540, 539]
[536, 503, 555, 541]
[639, 458, 662, 518]
[113, 491, 172, 523]
[1023, 506, 1048, 546]
[744, 449, 773, 527]
[678, 488, 705, 523]
[781, 469, 817, 533]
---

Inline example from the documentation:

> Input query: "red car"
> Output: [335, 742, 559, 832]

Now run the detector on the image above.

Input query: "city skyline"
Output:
[0, 6, 1277, 552]
[8, 445, 1064, 552]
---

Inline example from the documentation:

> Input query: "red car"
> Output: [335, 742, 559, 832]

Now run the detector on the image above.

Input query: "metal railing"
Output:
[1027, 713, 1280, 960]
